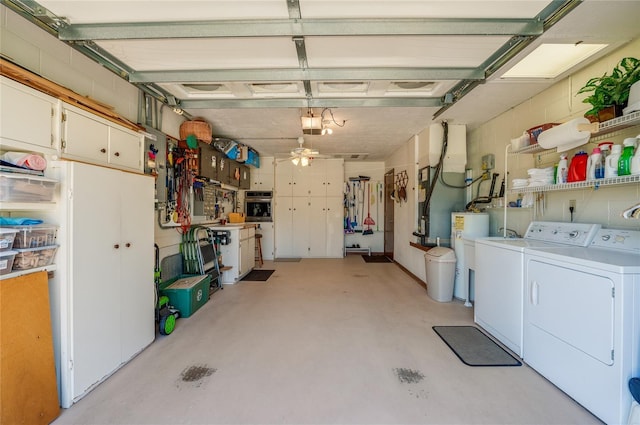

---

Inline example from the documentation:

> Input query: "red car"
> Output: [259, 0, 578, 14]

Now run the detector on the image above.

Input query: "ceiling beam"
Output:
[178, 97, 443, 109]
[58, 18, 543, 41]
[130, 67, 483, 83]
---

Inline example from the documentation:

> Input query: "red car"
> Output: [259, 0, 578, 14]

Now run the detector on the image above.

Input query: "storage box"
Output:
[12, 245, 58, 271]
[228, 212, 245, 223]
[0, 228, 18, 251]
[6, 225, 58, 248]
[526, 123, 560, 145]
[159, 274, 210, 318]
[0, 172, 58, 202]
[0, 250, 17, 275]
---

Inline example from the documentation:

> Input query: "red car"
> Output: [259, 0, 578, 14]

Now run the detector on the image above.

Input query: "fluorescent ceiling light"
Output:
[501, 43, 608, 79]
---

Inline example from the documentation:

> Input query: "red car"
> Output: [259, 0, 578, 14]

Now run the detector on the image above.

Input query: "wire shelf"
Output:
[508, 175, 640, 194]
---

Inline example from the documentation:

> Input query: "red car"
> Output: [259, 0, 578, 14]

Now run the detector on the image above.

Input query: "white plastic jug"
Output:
[605, 145, 622, 178]
[587, 147, 604, 180]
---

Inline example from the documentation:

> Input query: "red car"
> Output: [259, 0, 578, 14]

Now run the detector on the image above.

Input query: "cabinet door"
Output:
[218, 156, 230, 184]
[307, 160, 326, 197]
[257, 223, 274, 260]
[292, 164, 310, 197]
[292, 197, 310, 256]
[274, 196, 293, 257]
[308, 197, 327, 257]
[62, 106, 109, 163]
[325, 196, 345, 257]
[274, 160, 294, 196]
[325, 159, 345, 197]
[199, 145, 219, 181]
[69, 163, 121, 400]
[119, 172, 155, 361]
[228, 160, 241, 187]
[0, 77, 57, 150]
[239, 164, 250, 189]
[109, 126, 142, 171]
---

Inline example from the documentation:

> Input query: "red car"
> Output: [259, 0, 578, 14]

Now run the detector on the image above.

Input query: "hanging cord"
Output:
[421, 121, 449, 237]
[439, 170, 488, 189]
[321, 108, 346, 127]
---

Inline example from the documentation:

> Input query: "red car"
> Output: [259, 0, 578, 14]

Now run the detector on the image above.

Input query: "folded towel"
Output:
[0, 217, 44, 225]
[0, 152, 47, 171]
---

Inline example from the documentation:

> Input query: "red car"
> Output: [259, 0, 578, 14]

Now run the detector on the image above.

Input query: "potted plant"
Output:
[576, 57, 640, 122]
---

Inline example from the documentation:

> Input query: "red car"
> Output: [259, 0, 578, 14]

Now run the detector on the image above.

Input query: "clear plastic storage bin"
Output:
[0, 228, 18, 251]
[11, 245, 58, 271]
[0, 250, 17, 275]
[0, 172, 58, 202]
[8, 225, 58, 249]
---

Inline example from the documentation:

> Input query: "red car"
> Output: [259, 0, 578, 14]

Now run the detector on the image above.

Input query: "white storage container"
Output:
[0, 250, 17, 275]
[6, 224, 58, 248]
[424, 247, 457, 302]
[0, 172, 58, 202]
[0, 228, 18, 251]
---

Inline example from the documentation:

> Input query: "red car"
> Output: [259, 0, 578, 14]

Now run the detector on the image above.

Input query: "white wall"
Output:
[468, 37, 640, 234]
[344, 161, 385, 253]
[385, 136, 428, 281]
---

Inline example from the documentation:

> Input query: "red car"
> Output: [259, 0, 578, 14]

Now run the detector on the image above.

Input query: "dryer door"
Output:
[526, 259, 614, 365]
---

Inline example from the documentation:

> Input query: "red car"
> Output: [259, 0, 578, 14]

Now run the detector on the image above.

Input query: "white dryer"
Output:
[524, 228, 640, 425]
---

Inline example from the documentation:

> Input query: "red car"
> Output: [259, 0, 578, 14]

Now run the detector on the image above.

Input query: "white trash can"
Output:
[424, 247, 457, 302]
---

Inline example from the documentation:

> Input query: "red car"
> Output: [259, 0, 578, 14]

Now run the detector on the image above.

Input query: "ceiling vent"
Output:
[389, 81, 436, 91]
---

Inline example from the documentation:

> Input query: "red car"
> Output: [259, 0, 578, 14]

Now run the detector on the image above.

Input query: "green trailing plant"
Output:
[576, 57, 640, 119]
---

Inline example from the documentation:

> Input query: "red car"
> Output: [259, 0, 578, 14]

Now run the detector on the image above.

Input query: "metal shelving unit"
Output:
[500, 112, 640, 235]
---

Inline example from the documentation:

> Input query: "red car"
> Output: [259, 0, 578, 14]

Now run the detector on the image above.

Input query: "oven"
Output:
[244, 191, 272, 222]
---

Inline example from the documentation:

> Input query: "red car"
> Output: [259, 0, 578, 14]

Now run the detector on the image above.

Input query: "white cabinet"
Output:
[61, 103, 143, 172]
[0, 76, 59, 152]
[239, 228, 256, 276]
[249, 157, 274, 190]
[256, 222, 274, 260]
[57, 161, 154, 407]
[274, 159, 344, 259]
[274, 196, 344, 258]
[214, 226, 255, 283]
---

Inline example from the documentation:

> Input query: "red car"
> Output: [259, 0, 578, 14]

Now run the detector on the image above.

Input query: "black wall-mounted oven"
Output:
[245, 191, 272, 222]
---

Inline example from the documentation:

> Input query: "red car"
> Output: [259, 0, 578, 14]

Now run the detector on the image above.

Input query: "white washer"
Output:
[524, 228, 640, 425]
[474, 222, 600, 358]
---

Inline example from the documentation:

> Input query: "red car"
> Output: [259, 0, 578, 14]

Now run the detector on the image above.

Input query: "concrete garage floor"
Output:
[52, 255, 600, 424]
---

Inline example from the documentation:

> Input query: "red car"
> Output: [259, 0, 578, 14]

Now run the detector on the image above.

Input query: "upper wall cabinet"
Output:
[0, 76, 59, 153]
[60, 103, 143, 173]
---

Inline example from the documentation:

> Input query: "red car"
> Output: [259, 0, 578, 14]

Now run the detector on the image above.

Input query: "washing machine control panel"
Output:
[525, 221, 601, 246]
[591, 229, 640, 253]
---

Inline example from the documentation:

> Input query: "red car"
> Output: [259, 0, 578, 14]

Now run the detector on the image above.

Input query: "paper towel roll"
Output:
[537, 118, 591, 152]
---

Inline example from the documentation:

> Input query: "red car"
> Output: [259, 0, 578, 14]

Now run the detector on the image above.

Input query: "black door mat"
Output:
[432, 326, 522, 367]
[274, 258, 301, 262]
[362, 255, 392, 263]
[241, 269, 275, 281]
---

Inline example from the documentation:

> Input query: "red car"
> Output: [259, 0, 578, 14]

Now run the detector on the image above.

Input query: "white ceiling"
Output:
[15, 0, 640, 160]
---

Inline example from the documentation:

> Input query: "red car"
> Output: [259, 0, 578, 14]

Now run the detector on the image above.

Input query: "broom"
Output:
[363, 181, 375, 235]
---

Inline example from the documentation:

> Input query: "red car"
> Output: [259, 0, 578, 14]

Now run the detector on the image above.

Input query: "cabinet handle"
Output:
[100, 148, 106, 153]
[114, 152, 120, 157]
[126, 243, 131, 248]
[530, 281, 539, 305]
[114, 244, 120, 249]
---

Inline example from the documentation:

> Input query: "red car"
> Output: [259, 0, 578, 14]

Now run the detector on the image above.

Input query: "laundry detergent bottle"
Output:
[556, 154, 568, 184]
[605, 144, 622, 178]
[567, 151, 588, 182]
[631, 135, 640, 175]
[587, 147, 604, 180]
[618, 138, 636, 176]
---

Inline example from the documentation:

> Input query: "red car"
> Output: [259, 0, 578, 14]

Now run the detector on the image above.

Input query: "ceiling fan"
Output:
[286, 136, 327, 166]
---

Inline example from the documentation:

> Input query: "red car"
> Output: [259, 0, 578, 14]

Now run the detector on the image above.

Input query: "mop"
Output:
[363, 181, 375, 235]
